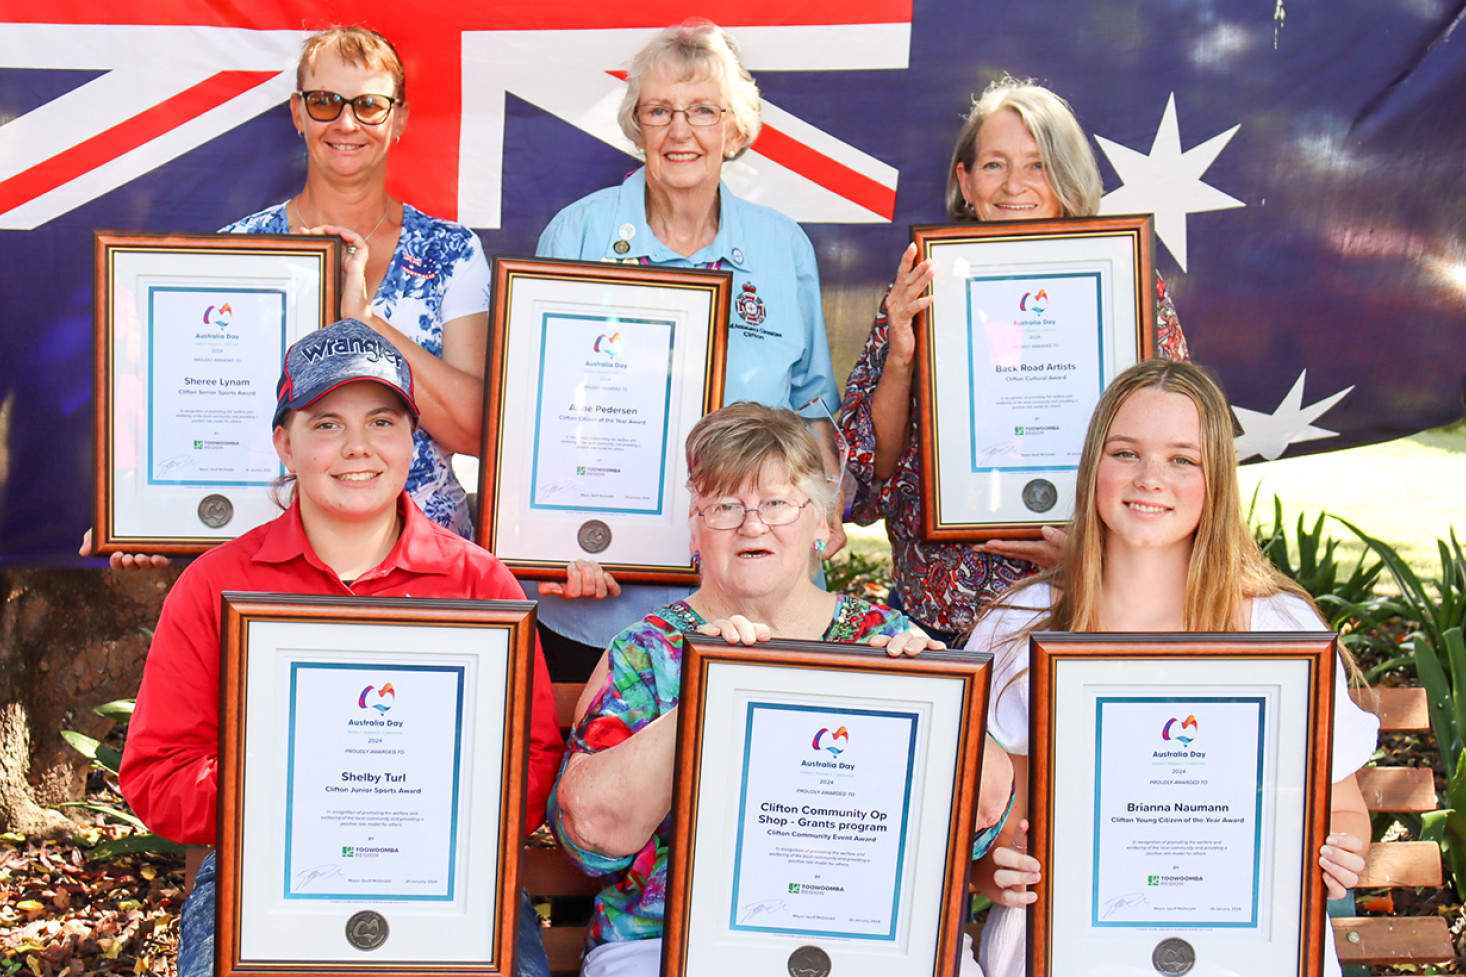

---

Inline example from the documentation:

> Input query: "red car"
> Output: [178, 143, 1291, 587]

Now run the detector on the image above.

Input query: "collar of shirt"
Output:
[605, 167, 750, 272]
[250, 493, 457, 585]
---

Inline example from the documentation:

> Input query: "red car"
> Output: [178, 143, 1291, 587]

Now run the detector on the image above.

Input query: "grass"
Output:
[843, 421, 1465, 581]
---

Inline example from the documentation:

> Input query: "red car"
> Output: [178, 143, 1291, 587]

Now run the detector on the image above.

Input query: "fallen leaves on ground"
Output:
[0, 821, 184, 976]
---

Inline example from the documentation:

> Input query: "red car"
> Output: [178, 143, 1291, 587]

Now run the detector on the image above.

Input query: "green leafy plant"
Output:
[60, 698, 187, 859]
[1250, 495, 1384, 628]
[825, 548, 894, 602]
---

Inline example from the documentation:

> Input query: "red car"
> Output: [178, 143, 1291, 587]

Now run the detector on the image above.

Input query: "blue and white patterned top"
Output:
[534, 168, 839, 646]
[223, 203, 491, 537]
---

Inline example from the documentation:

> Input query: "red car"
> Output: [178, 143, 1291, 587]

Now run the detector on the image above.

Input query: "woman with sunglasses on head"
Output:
[224, 26, 488, 538]
[528, 20, 843, 682]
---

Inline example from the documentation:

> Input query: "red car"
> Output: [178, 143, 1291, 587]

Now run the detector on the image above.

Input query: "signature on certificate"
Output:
[975, 440, 1020, 465]
[155, 454, 193, 476]
[1100, 892, 1150, 919]
[737, 899, 788, 924]
[293, 863, 343, 890]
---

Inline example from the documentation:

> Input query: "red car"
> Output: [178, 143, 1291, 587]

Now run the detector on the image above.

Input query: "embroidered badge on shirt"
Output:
[735, 282, 767, 325]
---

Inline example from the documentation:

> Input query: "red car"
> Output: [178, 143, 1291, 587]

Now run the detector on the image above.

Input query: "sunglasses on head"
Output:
[296, 90, 397, 126]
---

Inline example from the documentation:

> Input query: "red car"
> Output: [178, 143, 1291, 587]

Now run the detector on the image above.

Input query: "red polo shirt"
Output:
[119, 495, 564, 845]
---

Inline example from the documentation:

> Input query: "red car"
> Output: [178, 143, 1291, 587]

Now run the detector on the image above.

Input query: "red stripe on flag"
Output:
[0, 70, 278, 216]
[750, 123, 894, 219]
[14, 0, 912, 29]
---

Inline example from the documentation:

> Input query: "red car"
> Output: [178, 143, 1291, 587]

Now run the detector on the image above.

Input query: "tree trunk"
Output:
[0, 567, 178, 836]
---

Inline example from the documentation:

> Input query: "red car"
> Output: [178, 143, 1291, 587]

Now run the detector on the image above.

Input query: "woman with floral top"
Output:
[548, 403, 995, 976]
[839, 75, 1189, 646]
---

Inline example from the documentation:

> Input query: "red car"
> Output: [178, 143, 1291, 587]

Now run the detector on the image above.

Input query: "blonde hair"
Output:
[946, 74, 1101, 220]
[686, 402, 835, 515]
[297, 26, 406, 102]
[618, 20, 761, 160]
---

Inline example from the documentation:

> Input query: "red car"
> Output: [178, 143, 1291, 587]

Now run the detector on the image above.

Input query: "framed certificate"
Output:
[913, 216, 1156, 540]
[93, 232, 340, 554]
[477, 257, 729, 584]
[216, 593, 534, 976]
[1027, 632, 1336, 977]
[662, 638, 991, 977]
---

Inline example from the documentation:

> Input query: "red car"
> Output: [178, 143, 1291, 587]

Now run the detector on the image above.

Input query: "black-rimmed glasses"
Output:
[296, 90, 398, 126]
[695, 498, 812, 530]
[634, 103, 728, 127]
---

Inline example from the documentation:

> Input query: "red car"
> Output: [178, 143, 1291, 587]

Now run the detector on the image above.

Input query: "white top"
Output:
[971, 583, 1379, 781]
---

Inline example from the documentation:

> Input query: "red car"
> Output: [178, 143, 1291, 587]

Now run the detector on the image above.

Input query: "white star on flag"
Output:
[1096, 94, 1245, 271]
[1232, 370, 1355, 462]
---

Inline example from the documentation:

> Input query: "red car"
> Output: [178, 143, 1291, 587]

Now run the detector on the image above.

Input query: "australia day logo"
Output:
[593, 331, 623, 358]
[358, 683, 396, 715]
[811, 726, 849, 757]
[1019, 289, 1048, 315]
[202, 302, 233, 328]
[1162, 714, 1199, 745]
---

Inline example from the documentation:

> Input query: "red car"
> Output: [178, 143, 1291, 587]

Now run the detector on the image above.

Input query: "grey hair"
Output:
[617, 20, 762, 160]
[945, 74, 1102, 220]
[686, 402, 837, 518]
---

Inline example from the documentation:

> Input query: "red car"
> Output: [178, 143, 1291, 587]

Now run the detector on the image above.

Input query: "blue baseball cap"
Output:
[274, 318, 419, 427]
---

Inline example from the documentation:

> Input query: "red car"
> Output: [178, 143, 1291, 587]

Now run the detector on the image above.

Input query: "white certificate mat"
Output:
[672, 652, 982, 977]
[482, 258, 728, 581]
[1043, 655, 1318, 977]
[96, 234, 333, 552]
[914, 217, 1153, 539]
[225, 602, 526, 972]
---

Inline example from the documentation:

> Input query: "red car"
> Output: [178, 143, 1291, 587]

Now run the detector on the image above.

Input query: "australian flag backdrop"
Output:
[1, 0, 1463, 565]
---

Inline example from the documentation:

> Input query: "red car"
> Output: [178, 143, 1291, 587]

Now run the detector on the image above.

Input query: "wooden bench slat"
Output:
[1332, 915, 1455, 965]
[541, 926, 584, 977]
[1350, 686, 1431, 734]
[1357, 766, 1438, 813]
[1360, 841, 1443, 888]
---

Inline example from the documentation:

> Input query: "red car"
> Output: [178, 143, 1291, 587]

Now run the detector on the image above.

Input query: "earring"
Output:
[813, 539, 827, 556]
[692, 550, 701, 566]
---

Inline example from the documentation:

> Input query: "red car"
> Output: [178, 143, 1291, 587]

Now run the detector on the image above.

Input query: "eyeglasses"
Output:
[695, 498, 812, 530]
[296, 90, 398, 126]
[635, 103, 728, 127]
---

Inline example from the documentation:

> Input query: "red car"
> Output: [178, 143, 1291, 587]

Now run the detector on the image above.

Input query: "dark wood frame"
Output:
[92, 231, 341, 555]
[216, 593, 534, 977]
[476, 256, 730, 584]
[912, 215, 1156, 541]
[662, 638, 991, 977]
[1026, 632, 1336, 977]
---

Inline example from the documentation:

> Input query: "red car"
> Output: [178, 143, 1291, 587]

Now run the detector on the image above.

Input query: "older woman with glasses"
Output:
[839, 75, 1189, 647]
[530, 20, 841, 678]
[224, 26, 489, 536]
[547, 403, 978, 977]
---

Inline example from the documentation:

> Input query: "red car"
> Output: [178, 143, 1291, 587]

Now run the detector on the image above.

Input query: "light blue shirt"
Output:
[533, 167, 837, 646]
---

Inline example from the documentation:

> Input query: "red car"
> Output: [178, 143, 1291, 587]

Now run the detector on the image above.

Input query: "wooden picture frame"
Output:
[912, 215, 1156, 541]
[662, 638, 991, 976]
[93, 231, 340, 554]
[1026, 632, 1336, 977]
[216, 593, 534, 976]
[477, 256, 729, 584]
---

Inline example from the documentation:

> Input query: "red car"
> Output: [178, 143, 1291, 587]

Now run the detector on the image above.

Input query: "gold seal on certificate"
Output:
[345, 911, 389, 951]
[198, 493, 234, 528]
[787, 945, 831, 976]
